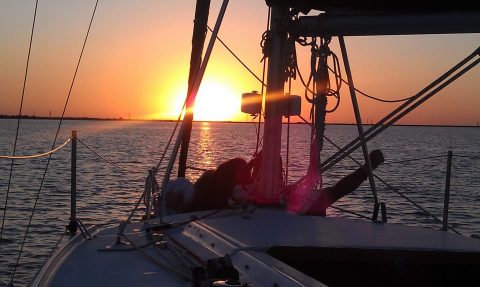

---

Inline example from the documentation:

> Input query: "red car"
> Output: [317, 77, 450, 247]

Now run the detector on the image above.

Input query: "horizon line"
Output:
[0, 114, 479, 128]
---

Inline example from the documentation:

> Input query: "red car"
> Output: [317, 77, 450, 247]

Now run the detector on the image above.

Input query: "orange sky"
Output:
[0, 0, 479, 125]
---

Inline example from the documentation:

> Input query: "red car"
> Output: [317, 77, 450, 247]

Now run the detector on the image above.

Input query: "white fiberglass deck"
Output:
[33, 208, 480, 287]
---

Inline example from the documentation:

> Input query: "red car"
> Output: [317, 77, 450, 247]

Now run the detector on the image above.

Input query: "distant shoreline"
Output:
[0, 115, 478, 128]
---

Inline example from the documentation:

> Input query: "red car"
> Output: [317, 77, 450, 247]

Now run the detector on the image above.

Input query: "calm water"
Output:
[0, 119, 479, 286]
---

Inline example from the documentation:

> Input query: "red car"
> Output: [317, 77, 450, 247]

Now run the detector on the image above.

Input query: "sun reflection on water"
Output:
[196, 122, 214, 167]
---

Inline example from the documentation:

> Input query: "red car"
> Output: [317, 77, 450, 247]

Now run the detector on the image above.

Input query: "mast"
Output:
[178, 0, 211, 178]
[256, 4, 289, 203]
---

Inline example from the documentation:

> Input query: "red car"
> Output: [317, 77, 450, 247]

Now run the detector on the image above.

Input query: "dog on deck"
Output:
[164, 158, 252, 214]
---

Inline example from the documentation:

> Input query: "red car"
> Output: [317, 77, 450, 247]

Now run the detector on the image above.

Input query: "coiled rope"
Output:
[0, 137, 71, 160]
[294, 41, 421, 104]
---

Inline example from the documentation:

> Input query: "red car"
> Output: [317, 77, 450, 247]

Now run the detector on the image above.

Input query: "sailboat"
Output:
[16, 0, 480, 286]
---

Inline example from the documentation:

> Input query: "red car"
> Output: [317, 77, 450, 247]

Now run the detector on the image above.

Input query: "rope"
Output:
[9, 1, 99, 283]
[148, 101, 185, 225]
[383, 155, 446, 165]
[452, 154, 480, 159]
[325, 131, 461, 234]
[207, 26, 265, 87]
[206, 11, 269, 161]
[294, 45, 315, 95]
[161, 0, 230, 209]
[296, 40, 416, 104]
[285, 78, 292, 185]
[296, 37, 342, 114]
[151, 242, 192, 275]
[254, 110, 263, 155]
[254, 7, 270, 156]
[209, 18, 269, 155]
[205, 9, 272, 158]
[298, 115, 461, 234]
[154, 235, 198, 273]
[338, 36, 379, 209]
[125, 96, 184, 227]
[118, 189, 146, 236]
[71, 218, 94, 241]
[155, 103, 185, 172]
[374, 173, 461, 235]
[75, 218, 94, 240]
[327, 66, 418, 103]
[120, 233, 193, 280]
[144, 170, 159, 223]
[186, 166, 210, 172]
[1, 0, 39, 249]
[120, 210, 237, 282]
[0, 137, 71, 159]
[320, 50, 479, 172]
[330, 205, 371, 220]
[77, 138, 134, 173]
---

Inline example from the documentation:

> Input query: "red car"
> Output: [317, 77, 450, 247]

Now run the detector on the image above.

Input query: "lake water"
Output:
[0, 119, 479, 286]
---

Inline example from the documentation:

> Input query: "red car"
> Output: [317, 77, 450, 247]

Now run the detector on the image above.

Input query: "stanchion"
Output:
[67, 131, 78, 234]
[442, 151, 453, 231]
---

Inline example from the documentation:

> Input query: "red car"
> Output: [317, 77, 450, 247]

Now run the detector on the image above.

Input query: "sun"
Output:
[193, 80, 240, 121]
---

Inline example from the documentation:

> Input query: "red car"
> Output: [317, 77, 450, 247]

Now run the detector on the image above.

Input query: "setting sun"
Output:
[193, 80, 241, 122]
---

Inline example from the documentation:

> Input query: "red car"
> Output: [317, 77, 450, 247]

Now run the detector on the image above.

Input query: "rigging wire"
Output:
[383, 155, 446, 165]
[187, 166, 209, 172]
[155, 102, 185, 172]
[206, 18, 270, 155]
[9, 0, 100, 283]
[206, 26, 265, 87]
[118, 189, 147, 237]
[206, 6, 271, 156]
[122, 102, 185, 229]
[295, 41, 416, 104]
[321, 55, 480, 172]
[0, 0, 39, 248]
[119, 233, 193, 280]
[122, 208, 253, 280]
[298, 114, 462, 234]
[330, 205, 371, 221]
[452, 154, 480, 159]
[255, 7, 271, 155]
[161, 0, 230, 192]
[327, 66, 419, 103]
[77, 139, 135, 173]
[285, 77, 292, 186]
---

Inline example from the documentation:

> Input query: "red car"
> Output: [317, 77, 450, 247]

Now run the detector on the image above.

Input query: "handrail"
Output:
[0, 137, 71, 159]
